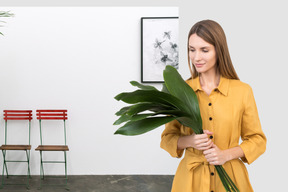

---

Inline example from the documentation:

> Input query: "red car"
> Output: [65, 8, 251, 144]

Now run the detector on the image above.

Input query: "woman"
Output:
[160, 20, 266, 192]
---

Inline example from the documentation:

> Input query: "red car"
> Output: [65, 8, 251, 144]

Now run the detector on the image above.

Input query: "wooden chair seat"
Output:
[35, 145, 69, 151]
[0, 145, 31, 150]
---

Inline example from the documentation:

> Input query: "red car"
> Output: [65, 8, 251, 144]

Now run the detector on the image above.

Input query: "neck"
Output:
[199, 69, 220, 88]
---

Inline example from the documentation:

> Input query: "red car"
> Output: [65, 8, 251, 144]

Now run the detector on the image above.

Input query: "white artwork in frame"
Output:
[141, 17, 179, 83]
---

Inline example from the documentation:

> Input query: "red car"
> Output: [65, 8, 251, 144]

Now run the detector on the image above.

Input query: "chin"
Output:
[195, 68, 207, 74]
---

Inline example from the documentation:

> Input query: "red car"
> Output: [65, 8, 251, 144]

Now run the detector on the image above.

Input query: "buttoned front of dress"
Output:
[160, 76, 266, 192]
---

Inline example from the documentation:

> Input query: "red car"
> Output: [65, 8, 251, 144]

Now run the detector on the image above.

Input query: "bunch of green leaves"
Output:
[114, 65, 202, 135]
[0, 11, 14, 35]
[114, 65, 239, 192]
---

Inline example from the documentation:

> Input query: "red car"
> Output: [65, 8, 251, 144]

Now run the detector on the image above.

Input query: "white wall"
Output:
[0, 7, 179, 175]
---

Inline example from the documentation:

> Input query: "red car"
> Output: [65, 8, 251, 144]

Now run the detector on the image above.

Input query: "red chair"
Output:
[35, 110, 69, 189]
[0, 110, 32, 189]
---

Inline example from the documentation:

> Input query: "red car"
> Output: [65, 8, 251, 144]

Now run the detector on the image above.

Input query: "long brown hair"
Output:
[187, 20, 239, 80]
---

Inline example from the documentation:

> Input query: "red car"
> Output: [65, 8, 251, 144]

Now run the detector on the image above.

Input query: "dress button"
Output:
[209, 117, 212, 121]
[210, 135, 213, 139]
[211, 191, 214, 192]
[208, 103, 212, 106]
[211, 172, 214, 176]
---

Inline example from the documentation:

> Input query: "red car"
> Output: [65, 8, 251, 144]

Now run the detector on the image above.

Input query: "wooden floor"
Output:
[0, 175, 174, 192]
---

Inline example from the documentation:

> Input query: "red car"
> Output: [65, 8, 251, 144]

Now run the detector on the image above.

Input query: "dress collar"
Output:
[188, 75, 229, 96]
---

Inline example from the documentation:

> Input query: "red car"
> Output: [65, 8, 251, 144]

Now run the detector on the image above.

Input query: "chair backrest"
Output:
[36, 110, 68, 145]
[36, 110, 67, 120]
[3, 110, 32, 145]
[4, 110, 32, 121]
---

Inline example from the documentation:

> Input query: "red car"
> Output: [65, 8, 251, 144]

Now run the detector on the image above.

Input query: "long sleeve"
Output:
[239, 85, 267, 164]
[160, 119, 184, 158]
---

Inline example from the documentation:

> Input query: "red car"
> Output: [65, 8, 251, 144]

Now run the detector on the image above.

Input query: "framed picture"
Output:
[141, 17, 179, 83]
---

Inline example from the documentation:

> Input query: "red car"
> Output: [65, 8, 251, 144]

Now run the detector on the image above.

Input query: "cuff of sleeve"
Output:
[176, 149, 184, 158]
[239, 143, 252, 164]
[166, 135, 184, 158]
[172, 135, 184, 158]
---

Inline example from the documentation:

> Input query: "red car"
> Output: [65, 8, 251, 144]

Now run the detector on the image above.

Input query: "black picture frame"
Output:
[141, 17, 179, 83]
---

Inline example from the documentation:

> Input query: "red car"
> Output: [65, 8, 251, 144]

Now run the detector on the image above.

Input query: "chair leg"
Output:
[26, 150, 31, 178]
[1, 150, 9, 188]
[2, 150, 9, 178]
[25, 150, 30, 189]
[40, 151, 44, 180]
[39, 150, 44, 190]
[64, 151, 69, 190]
[1, 150, 5, 188]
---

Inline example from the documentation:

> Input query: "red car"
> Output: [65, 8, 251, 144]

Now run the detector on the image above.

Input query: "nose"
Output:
[194, 51, 201, 61]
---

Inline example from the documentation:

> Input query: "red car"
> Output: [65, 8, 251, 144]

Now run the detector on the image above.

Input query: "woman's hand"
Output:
[177, 130, 213, 150]
[203, 144, 229, 165]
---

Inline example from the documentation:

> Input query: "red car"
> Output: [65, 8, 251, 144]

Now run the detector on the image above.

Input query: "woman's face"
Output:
[188, 34, 217, 75]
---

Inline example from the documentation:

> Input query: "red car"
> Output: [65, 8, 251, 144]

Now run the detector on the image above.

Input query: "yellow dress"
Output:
[160, 76, 266, 192]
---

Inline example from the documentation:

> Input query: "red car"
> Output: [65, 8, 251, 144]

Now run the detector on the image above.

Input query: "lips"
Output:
[195, 63, 204, 68]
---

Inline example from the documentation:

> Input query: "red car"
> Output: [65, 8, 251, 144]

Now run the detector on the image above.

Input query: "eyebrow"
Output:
[189, 45, 210, 49]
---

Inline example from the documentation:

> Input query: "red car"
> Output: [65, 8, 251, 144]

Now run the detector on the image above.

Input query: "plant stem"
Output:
[215, 165, 231, 192]
[220, 166, 239, 192]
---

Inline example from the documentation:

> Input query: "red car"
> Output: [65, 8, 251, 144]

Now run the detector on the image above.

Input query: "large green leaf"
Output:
[115, 109, 190, 126]
[130, 81, 158, 91]
[115, 106, 131, 116]
[151, 110, 190, 117]
[113, 114, 131, 125]
[0, 11, 14, 36]
[161, 83, 170, 94]
[0, 11, 14, 17]
[177, 117, 203, 134]
[126, 102, 175, 116]
[163, 66, 202, 128]
[114, 113, 153, 125]
[115, 111, 191, 133]
[114, 116, 176, 135]
[115, 90, 189, 112]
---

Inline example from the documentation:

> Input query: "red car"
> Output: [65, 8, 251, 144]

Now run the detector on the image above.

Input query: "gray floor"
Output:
[0, 175, 174, 192]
